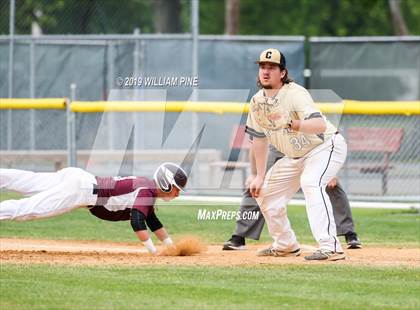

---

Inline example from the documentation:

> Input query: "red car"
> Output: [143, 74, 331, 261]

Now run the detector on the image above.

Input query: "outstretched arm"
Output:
[146, 212, 173, 246]
[153, 227, 173, 246]
[131, 209, 156, 254]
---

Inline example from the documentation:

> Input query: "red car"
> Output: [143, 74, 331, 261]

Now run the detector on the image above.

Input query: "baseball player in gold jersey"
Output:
[246, 48, 347, 261]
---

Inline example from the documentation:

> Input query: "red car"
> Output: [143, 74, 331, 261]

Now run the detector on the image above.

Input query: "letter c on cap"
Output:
[265, 51, 272, 59]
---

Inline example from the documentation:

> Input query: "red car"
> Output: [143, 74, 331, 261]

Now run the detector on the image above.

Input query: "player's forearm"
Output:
[135, 230, 157, 254]
[291, 118, 326, 134]
[248, 148, 257, 175]
[153, 227, 173, 245]
[135, 230, 150, 242]
[131, 209, 157, 254]
[252, 137, 268, 178]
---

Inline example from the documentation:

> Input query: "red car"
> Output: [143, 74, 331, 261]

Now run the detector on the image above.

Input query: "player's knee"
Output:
[258, 198, 271, 213]
[259, 199, 286, 217]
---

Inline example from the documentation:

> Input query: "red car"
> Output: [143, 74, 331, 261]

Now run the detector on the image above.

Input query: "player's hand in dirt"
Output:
[250, 175, 264, 198]
[147, 248, 158, 255]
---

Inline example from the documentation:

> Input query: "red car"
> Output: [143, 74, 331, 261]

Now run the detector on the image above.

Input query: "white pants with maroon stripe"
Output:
[257, 133, 347, 252]
[0, 167, 97, 221]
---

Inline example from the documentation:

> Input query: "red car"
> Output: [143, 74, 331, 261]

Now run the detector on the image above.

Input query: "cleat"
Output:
[345, 232, 362, 249]
[304, 249, 346, 261]
[222, 236, 246, 251]
[256, 246, 301, 257]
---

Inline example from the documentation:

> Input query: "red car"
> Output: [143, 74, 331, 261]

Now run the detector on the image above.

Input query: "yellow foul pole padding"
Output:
[0, 98, 66, 110]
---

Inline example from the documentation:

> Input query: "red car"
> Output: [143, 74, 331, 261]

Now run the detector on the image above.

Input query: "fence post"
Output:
[132, 28, 145, 151]
[6, 111, 12, 151]
[67, 83, 77, 167]
[107, 41, 115, 150]
[66, 97, 72, 167]
[8, 0, 15, 100]
[29, 39, 36, 151]
[190, 0, 200, 190]
[7, 0, 15, 151]
[133, 28, 144, 151]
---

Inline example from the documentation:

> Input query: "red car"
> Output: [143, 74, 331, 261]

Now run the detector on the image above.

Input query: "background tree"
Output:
[0, 0, 155, 35]
[0, 0, 419, 36]
[388, 0, 409, 35]
[153, 0, 182, 33]
[225, 0, 240, 35]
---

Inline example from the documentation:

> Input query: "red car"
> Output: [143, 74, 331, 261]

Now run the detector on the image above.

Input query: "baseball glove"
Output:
[251, 96, 291, 131]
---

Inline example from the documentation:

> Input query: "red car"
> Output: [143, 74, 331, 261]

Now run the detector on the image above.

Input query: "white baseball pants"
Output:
[0, 167, 97, 221]
[257, 133, 347, 252]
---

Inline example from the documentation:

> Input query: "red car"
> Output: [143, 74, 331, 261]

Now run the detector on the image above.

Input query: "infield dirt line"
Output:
[1, 238, 419, 267]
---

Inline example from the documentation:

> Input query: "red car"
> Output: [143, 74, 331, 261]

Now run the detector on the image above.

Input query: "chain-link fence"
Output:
[1, 101, 418, 201]
[0, 35, 419, 201]
[0, 35, 305, 98]
[337, 114, 419, 200]
[310, 37, 420, 100]
[308, 37, 420, 201]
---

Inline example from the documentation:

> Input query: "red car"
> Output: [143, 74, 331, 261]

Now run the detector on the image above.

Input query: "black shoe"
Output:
[222, 235, 246, 250]
[345, 232, 362, 249]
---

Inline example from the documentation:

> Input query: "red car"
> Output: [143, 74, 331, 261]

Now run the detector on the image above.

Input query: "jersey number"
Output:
[289, 135, 311, 150]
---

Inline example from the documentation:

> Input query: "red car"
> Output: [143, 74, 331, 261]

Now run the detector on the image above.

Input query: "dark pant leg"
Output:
[326, 181, 355, 236]
[234, 189, 265, 240]
[232, 149, 281, 240]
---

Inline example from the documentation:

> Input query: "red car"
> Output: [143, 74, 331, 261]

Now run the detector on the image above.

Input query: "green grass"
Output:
[1, 264, 419, 310]
[0, 192, 419, 246]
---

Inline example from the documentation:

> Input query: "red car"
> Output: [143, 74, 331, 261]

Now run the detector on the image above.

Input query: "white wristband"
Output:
[162, 236, 173, 246]
[142, 238, 157, 254]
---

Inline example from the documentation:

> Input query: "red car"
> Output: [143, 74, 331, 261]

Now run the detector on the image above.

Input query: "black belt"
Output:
[92, 184, 98, 195]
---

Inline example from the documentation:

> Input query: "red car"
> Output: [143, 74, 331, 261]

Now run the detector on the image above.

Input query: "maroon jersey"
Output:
[89, 176, 158, 221]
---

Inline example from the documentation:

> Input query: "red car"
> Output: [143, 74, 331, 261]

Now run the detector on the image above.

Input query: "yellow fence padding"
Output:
[70, 101, 249, 114]
[71, 100, 420, 115]
[1, 98, 419, 115]
[318, 101, 420, 116]
[0, 98, 66, 110]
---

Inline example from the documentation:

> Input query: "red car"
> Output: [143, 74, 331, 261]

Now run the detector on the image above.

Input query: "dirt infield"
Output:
[1, 238, 419, 267]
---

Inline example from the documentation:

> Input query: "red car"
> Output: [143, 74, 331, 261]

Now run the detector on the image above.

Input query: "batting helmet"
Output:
[153, 162, 188, 193]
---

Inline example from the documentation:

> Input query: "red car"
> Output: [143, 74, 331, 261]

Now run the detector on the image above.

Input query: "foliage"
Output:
[1, 0, 155, 35]
[0, 1, 9, 34]
[0, 0, 419, 35]
[236, 0, 419, 36]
